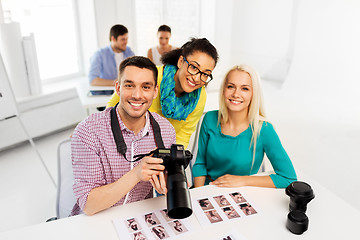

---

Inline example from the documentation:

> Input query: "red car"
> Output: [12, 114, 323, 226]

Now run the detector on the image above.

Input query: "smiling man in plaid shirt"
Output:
[71, 56, 176, 216]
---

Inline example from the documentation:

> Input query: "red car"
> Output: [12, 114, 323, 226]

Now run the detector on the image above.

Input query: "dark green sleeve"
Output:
[262, 122, 297, 188]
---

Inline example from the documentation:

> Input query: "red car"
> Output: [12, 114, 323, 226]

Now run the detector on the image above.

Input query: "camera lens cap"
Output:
[286, 181, 314, 200]
[286, 210, 309, 234]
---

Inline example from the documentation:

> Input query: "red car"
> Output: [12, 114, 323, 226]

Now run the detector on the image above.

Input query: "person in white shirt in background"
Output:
[147, 25, 177, 66]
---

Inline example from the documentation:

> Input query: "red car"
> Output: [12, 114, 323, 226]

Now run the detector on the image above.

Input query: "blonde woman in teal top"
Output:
[193, 64, 297, 188]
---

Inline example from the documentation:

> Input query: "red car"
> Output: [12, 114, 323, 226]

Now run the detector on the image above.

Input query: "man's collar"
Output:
[142, 112, 150, 137]
[115, 107, 150, 137]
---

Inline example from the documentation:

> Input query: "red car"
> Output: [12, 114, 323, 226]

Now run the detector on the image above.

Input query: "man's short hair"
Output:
[118, 56, 158, 86]
[109, 24, 128, 41]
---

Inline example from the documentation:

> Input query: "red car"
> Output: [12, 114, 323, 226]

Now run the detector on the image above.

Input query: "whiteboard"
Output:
[0, 53, 18, 120]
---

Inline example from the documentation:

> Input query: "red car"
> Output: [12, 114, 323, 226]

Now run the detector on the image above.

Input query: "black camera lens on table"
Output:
[285, 181, 315, 235]
[153, 144, 193, 219]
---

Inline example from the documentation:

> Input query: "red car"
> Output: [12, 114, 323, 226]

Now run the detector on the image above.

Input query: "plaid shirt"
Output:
[71, 107, 176, 215]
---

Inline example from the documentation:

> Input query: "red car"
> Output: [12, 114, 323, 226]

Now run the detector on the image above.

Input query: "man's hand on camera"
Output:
[150, 171, 167, 195]
[135, 156, 165, 182]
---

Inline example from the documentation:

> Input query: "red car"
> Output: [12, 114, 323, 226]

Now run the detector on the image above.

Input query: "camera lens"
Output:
[285, 181, 314, 212]
[286, 210, 309, 234]
[166, 167, 193, 219]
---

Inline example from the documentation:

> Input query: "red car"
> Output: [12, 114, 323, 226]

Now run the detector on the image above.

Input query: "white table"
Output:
[76, 81, 115, 115]
[0, 172, 358, 240]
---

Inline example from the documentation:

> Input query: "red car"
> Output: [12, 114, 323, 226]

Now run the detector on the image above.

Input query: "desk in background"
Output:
[0, 172, 358, 240]
[76, 81, 115, 115]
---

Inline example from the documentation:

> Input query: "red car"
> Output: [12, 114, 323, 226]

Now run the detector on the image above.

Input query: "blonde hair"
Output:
[218, 64, 267, 172]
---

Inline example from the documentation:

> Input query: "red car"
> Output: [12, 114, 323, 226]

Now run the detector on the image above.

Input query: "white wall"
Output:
[93, 0, 136, 51]
[207, 0, 234, 92]
[213, 0, 360, 210]
[77, 0, 98, 74]
[230, 0, 294, 83]
[274, 0, 360, 210]
[208, 0, 295, 91]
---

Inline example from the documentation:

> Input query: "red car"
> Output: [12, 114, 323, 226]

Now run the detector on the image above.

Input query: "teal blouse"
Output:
[192, 110, 297, 188]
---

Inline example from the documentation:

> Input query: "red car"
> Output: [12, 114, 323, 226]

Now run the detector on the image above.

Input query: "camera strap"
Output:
[110, 103, 165, 162]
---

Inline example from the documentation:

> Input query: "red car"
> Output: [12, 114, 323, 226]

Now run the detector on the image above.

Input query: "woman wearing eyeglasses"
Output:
[107, 38, 218, 149]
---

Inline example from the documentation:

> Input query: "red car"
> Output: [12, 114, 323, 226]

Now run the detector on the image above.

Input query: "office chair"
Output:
[46, 138, 75, 222]
[56, 138, 76, 219]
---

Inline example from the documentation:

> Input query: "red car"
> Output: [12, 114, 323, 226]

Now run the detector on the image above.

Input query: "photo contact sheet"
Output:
[193, 191, 258, 226]
[113, 190, 258, 239]
[113, 209, 192, 240]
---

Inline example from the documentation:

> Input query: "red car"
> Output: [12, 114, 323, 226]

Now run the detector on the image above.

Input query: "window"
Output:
[134, 0, 200, 56]
[2, 0, 81, 81]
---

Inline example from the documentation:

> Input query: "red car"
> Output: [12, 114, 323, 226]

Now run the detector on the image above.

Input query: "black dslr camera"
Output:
[153, 144, 193, 219]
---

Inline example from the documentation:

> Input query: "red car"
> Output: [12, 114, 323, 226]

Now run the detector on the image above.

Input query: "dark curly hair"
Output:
[160, 37, 218, 67]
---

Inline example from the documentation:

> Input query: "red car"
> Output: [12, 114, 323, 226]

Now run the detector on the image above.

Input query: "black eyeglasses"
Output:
[183, 57, 213, 84]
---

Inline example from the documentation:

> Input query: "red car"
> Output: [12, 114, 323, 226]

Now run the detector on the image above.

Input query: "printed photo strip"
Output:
[239, 203, 257, 216]
[168, 220, 188, 235]
[131, 231, 147, 240]
[125, 218, 142, 233]
[213, 195, 231, 207]
[144, 212, 160, 227]
[222, 206, 240, 219]
[198, 198, 214, 210]
[122, 216, 149, 240]
[151, 225, 169, 239]
[229, 192, 247, 204]
[204, 209, 223, 223]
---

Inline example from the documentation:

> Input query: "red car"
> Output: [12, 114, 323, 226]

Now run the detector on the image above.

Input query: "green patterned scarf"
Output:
[160, 65, 201, 121]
